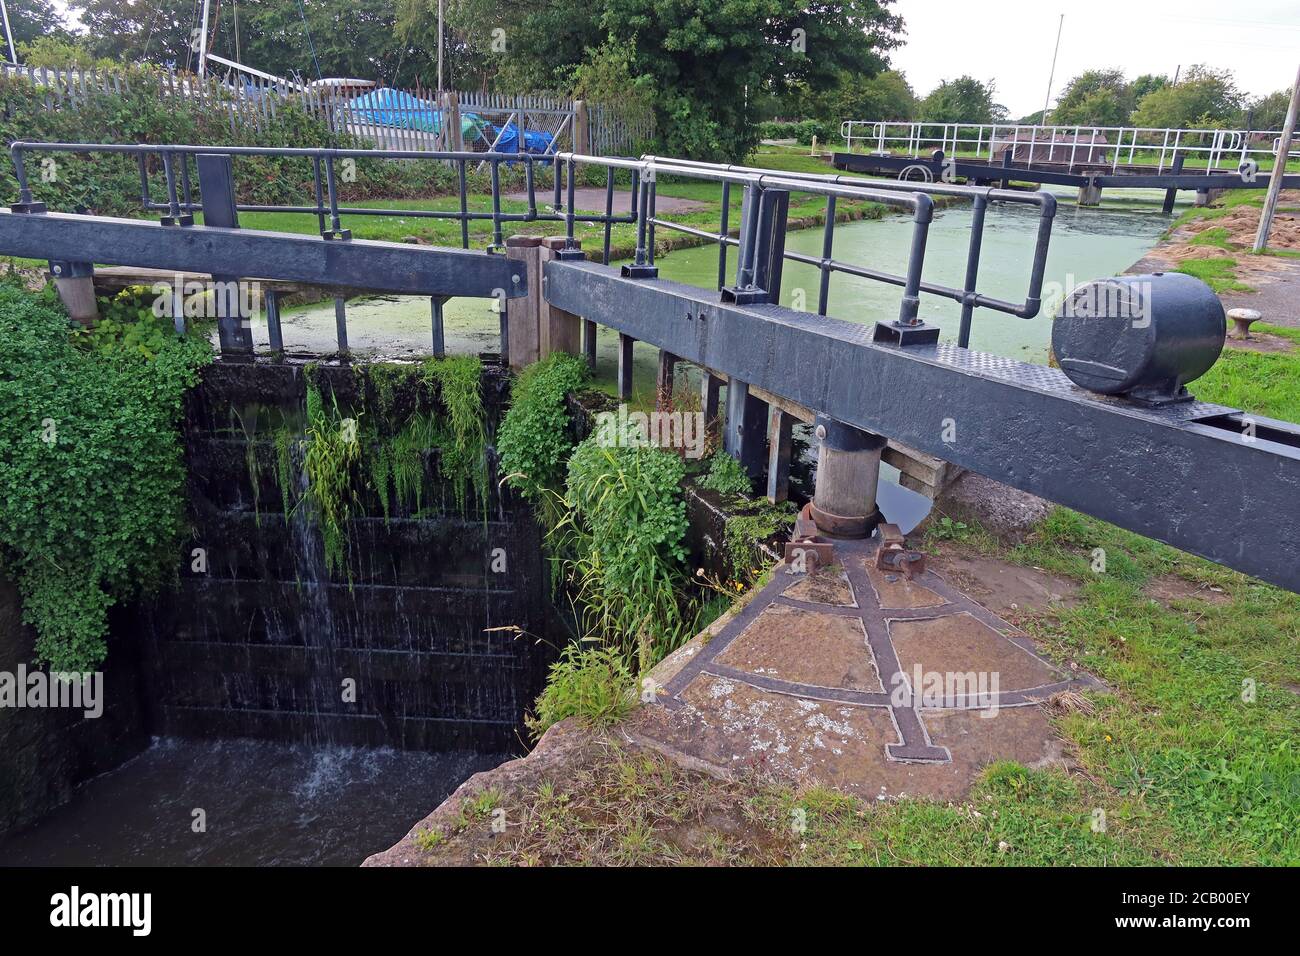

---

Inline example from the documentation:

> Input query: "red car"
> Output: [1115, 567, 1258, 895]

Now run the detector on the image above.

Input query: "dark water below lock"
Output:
[0, 737, 506, 866]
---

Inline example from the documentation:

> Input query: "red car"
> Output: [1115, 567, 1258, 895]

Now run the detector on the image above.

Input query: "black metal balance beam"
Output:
[833, 151, 1300, 192]
[544, 259, 1300, 593]
[0, 210, 526, 300]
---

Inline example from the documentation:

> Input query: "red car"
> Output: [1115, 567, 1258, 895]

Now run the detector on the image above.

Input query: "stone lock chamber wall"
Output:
[136, 359, 558, 753]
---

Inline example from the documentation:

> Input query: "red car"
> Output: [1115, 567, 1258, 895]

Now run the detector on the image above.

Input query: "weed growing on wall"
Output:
[558, 428, 692, 670]
[698, 449, 753, 497]
[423, 356, 488, 516]
[304, 380, 362, 576]
[0, 281, 210, 671]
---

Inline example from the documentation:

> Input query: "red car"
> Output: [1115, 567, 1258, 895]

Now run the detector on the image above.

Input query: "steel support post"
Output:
[617, 333, 635, 401]
[48, 259, 97, 326]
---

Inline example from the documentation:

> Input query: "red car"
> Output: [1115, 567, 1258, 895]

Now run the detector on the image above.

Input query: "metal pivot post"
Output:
[723, 187, 789, 305]
[621, 169, 658, 278]
[810, 415, 886, 539]
[197, 153, 253, 358]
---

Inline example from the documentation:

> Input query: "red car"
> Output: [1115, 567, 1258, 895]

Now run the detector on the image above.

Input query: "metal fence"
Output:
[10, 140, 1055, 351]
[0, 63, 654, 156]
[841, 120, 1298, 175]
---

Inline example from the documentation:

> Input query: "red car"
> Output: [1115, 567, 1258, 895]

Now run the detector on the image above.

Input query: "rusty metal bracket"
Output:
[875, 522, 927, 579]
[783, 503, 836, 572]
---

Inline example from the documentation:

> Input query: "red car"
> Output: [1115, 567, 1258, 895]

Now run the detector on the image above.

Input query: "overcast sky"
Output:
[889, 0, 1300, 118]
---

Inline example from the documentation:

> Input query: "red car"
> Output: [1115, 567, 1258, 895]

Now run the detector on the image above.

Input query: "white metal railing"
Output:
[840, 120, 1298, 175]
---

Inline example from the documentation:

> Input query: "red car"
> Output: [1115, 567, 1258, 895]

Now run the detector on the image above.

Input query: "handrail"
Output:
[840, 120, 1299, 175]
[10, 140, 1057, 343]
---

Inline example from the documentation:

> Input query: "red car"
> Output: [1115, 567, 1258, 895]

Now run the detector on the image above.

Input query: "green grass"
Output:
[188, 164, 868, 260]
[1173, 255, 1252, 292]
[1191, 326, 1300, 418]
[1187, 225, 1235, 250]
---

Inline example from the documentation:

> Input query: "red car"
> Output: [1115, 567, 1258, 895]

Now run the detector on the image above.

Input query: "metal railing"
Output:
[555, 153, 1056, 346]
[841, 120, 1298, 175]
[10, 141, 1057, 348]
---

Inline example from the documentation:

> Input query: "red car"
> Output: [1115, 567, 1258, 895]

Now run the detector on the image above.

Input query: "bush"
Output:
[0, 70, 463, 217]
[0, 281, 211, 671]
[558, 430, 692, 667]
[698, 450, 753, 497]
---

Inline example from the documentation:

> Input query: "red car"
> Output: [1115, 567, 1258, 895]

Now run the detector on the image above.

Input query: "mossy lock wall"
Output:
[136, 360, 556, 751]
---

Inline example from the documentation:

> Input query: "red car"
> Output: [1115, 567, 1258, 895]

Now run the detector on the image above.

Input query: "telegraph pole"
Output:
[1253, 63, 1300, 254]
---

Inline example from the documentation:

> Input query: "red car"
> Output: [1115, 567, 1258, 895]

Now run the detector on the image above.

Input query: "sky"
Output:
[888, 0, 1300, 118]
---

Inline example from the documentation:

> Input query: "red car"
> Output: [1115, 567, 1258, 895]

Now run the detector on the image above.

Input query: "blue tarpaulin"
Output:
[485, 123, 555, 155]
[347, 88, 490, 142]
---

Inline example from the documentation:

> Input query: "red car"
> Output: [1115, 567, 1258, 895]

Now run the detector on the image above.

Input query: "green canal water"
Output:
[273, 190, 1175, 402]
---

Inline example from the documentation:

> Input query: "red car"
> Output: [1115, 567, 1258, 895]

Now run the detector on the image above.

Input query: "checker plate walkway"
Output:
[628, 537, 1103, 800]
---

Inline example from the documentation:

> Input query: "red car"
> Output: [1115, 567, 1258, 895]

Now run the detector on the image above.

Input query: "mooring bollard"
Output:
[811, 414, 886, 538]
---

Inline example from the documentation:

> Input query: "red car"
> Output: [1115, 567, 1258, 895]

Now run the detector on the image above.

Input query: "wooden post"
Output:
[617, 333, 635, 401]
[573, 99, 590, 155]
[49, 261, 98, 326]
[766, 406, 793, 504]
[1254, 62, 1300, 253]
[539, 237, 583, 358]
[504, 236, 542, 368]
[701, 373, 722, 443]
[444, 91, 464, 152]
[656, 349, 677, 411]
[725, 379, 768, 479]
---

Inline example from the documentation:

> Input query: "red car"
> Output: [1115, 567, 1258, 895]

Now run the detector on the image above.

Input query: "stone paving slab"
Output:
[632, 535, 1102, 800]
[716, 604, 882, 692]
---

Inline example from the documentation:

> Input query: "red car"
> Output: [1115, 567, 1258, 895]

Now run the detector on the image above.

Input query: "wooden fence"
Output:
[0, 63, 655, 156]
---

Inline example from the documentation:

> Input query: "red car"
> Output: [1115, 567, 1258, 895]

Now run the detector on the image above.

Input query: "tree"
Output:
[1130, 64, 1245, 129]
[919, 76, 1004, 123]
[1248, 89, 1292, 132]
[598, 0, 903, 160]
[1051, 69, 1133, 127]
[831, 68, 915, 122]
[2, 0, 68, 49]
[67, 0, 196, 68]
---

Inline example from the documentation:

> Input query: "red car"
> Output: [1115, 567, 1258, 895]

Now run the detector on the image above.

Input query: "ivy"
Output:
[496, 353, 589, 502]
[0, 281, 211, 672]
[698, 449, 753, 497]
